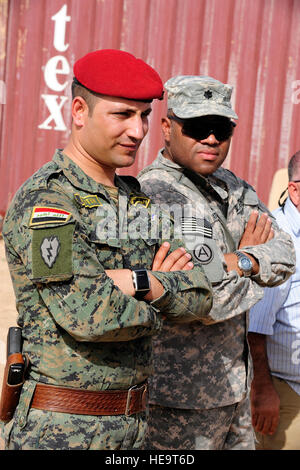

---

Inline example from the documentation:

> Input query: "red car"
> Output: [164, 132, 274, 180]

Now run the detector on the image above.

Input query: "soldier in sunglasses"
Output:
[138, 75, 295, 450]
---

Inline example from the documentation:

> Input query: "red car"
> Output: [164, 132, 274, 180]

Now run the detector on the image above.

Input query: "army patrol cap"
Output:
[165, 75, 238, 120]
[74, 49, 164, 101]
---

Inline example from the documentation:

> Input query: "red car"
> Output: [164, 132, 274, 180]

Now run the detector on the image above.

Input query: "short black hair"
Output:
[71, 78, 102, 116]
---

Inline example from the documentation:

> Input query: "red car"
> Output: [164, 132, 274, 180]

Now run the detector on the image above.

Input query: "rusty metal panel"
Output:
[0, 0, 8, 165]
[1, 0, 300, 218]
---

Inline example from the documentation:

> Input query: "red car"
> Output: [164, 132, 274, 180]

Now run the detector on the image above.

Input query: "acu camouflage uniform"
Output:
[138, 150, 295, 449]
[1, 150, 213, 450]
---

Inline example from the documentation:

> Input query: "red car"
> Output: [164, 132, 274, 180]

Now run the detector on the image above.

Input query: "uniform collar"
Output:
[52, 149, 130, 196]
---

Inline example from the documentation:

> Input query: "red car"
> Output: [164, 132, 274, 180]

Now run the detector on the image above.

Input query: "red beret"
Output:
[73, 49, 164, 101]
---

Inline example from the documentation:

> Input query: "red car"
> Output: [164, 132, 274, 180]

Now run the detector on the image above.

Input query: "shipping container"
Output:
[1, 0, 300, 217]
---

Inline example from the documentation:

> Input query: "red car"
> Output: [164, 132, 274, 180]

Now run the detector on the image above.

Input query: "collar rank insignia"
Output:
[74, 194, 102, 208]
[30, 207, 71, 226]
[129, 195, 151, 208]
[40, 236, 60, 268]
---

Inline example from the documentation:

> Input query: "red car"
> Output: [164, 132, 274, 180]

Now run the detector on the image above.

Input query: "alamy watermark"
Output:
[94, 198, 208, 250]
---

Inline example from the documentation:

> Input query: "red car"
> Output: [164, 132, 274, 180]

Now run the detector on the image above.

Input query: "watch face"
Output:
[135, 269, 150, 291]
[240, 257, 252, 270]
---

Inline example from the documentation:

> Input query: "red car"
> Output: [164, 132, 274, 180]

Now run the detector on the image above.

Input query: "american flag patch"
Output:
[29, 207, 72, 226]
[181, 217, 213, 239]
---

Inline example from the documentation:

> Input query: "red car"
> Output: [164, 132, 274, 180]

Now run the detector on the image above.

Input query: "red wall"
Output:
[1, 0, 300, 216]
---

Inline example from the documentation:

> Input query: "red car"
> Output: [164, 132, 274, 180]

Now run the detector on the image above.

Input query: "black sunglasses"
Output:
[168, 115, 236, 141]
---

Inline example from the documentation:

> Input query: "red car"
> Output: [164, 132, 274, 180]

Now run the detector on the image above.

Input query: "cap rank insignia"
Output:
[204, 90, 213, 99]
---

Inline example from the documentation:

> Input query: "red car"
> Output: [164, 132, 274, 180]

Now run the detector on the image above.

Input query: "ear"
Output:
[72, 96, 88, 127]
[288, 181, 300, 207]
[161, 117, 171, 142]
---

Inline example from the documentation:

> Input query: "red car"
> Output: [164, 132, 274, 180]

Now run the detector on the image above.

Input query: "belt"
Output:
[30, 382, 148, 416]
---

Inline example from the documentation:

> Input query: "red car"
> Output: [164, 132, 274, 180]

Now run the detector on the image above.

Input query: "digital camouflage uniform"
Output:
[1, 150, 213, 450]
[137, 76, 295, 450]
[139, 152, 295, 450]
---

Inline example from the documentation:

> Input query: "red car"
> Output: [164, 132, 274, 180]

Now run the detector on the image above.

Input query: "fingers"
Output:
[152, 242, 171, 270]
[159, 247, 193, 272]
[267, 227, 275, 242]
[181, 262, 194, 271]
[254, 413, 278, 436]
[239, 211, 259, 248]
[152, 243, 194, 272]
[252, 406, 280, 436]
[240, 211, 274, 248]
[254, 414, 271, 435]
[253, 213, 273, 243]
[253, 413, 264, 433]
[252, 411, 258, 429]
[169, 250, 194, 271]
[244, 210, 259, 234]
[269, 413, 280, 435]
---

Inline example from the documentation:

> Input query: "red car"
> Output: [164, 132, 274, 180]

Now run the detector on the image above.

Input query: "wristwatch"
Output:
[132, 269, 151, 300]
[234, 251, 253, 277]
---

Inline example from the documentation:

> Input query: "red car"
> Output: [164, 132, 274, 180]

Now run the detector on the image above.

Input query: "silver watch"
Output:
[234, 251, 253, 277]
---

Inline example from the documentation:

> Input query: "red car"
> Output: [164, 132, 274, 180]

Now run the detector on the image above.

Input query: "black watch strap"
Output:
[132, 269, 151, 300]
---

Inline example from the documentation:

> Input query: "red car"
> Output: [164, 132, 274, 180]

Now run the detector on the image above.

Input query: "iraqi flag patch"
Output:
[29, 207, 72, 226]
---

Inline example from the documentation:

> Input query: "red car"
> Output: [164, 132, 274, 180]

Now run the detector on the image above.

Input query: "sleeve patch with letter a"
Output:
[194, 243, 214, 264]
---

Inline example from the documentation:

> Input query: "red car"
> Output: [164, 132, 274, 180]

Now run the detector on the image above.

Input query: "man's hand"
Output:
[239, 211, 274, 248]
[152, 242, 194, 272]
[251, 380, 280, 435]
[145, 242, 193, 301]
[225, 211, 274, 276]
[248, 332, 280, 436]
[106, 242, 193, 300]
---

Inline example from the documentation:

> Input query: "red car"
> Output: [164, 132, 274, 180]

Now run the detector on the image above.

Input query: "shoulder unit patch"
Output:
[74, 194, 102, 208]
[129, 194, 151, 208]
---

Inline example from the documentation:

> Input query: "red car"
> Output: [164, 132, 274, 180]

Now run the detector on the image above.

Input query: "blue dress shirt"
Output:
[249, 196, 300, 395]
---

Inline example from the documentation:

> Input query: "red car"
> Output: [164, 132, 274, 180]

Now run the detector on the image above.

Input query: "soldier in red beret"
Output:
[1, 50, 212, 449]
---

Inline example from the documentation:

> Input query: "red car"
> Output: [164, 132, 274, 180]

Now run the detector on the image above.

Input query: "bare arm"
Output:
[248, 332, 280, 435]
[106, 242, 194, 300]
